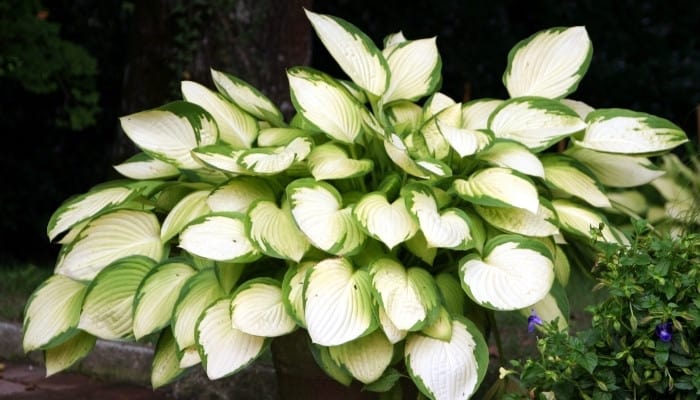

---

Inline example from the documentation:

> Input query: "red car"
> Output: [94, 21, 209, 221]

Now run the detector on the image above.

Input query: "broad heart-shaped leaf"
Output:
[404, 184, 474, 250]
[237, 137, 312, 175]
[288, 178, 366, 256]
[304, 10, 389, 96]
[47, 180, 161, 242]
[23, 275, 87, 352]
[551, 199, 624, 244]
[211, 68, 285, 127]
[541, 154, 611, 208]
[405, 317, 488, 400]
[288, 67, 369, 144]
[247, 199, 310, 262]
[172, 268, 226, 360]
[453, 167, 539, 213]
[576, 109, 688, 155]
[179, 213, 260, 262]
[132, 260, 197, 340]
[230, 278, 297, 337]
[55, 209, 163, 281]
[328, 329, 394, 384]
[78, 256, 156, 340]
[151, 329, 186, 389]
[382, 37, 441, 104]
[475, 200, 560, 237]
[488, 97, 586, 152]
[44, 330, 96, 376]
[504, 26, 592, 99]
[113, 152, 180, 180]
[190, 144, 249, 174]
[304, 257, 376, 346]
[161, 189, 212, 242]
[196, 298, 267, 380]
[462, 99, 503, 130]
[460, 235, 554, 310]
[282, 261, 314, 327]
[353, 192, 418, 249]
[308, 142, 374, 180]
[119, 101, 218, 169]
[181, 81, 258, 149]
[207, 176, 276, 213]
[369, 258, 440, 331]
[566, 146, 664, 188]
[476, 139, 545, 178]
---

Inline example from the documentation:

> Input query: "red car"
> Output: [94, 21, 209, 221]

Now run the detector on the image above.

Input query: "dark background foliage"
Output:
[1, 0, 698, 266]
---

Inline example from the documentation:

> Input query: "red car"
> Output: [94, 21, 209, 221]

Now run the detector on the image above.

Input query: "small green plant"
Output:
[22, 9, 688, 399]
[504, 221, 700, 399]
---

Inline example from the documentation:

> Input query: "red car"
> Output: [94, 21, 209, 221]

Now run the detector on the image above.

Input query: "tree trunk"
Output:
[114, 0, 313, 163]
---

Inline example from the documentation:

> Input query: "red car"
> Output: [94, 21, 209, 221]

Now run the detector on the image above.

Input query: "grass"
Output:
[0, 263, 52, 322]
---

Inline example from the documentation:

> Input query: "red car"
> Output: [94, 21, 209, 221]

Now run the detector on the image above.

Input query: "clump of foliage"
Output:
[505, 221, 700, 399]
[21, 8, 689, 400]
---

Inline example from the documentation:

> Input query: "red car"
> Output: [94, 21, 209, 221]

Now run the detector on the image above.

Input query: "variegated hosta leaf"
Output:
[119, 101, 218, 169]
[405, 318, 488, 400]
[161, 190, 212, 242]
[476, 140, 545, 178]
[308, 142, 374, 180]
[404, 231, 437, 265]
[211, 68, 285, 127]
[370, 258, 440, 331]
[607, 190, 647, 216]
[44, 331, 96, 377]
[561, 98, 594, 119]
[422, 92, 456, 122]
[353, 193, 418, 249]
[453, 167, 539, 213]
[132, 260, 197, 340]
[328, 329, 394, 384]
[551, 199, 622, 243]
[420, 307, 452, 341]
[435, 273, 466, 316]
[78, 256, 156, 340]
[386, 102, 423, 135]
[489, 97, 586, 152]
[377, 304, 407, 344]
[553, 246, 571, 286]
[383, 31, 407, 48]
[382, 37, 441, 104]
[415, 158, 452, 178]
[172, 268, 226, 356]
[420, 103, 460, 160]
[55, 209, 163, 281]
[440, 123, 492, 158]
[196, 298, 267, 380]
[23, 275, 87, 352]
[304, 10, 389, 96]
[181, 81, 258, 149]
[282, 261, 315, 327]
[309, 343, 353, 386]
[578, 109, 688, 154]
[191, 144, 248, 174]
[152, 329, 185, 389]
[247, 200, 310, 262]
[288, 67, 369, 144]
[475, 201, 560, 237]
[504, 26, 592, 99]
[257, 128, 310, 147]
[179, 213, 260, 262]
[462, 99, 503, 130]
[405, 184, 474, 250]
[237, 137, 312, 175]
[383, 133, 430, 179]
[541, 155, 611, 208]
[304, 258, 376, 346]
[207, 176, 276, 213]
[566, 146, 665, 188]
[113, 152, 179, 180]
[288, 179, 366, 256]
[460, 235, 554, 310]
[47, 181, 158, 242]
[230, 278, 297, 337]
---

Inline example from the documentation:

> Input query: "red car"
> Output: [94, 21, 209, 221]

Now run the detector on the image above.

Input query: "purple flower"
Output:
[528, 310, 543, 333]
[656, 322, 673, 343]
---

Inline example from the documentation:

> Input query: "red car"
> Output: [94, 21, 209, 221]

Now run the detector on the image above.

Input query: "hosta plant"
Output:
[23, 9, 688, 400]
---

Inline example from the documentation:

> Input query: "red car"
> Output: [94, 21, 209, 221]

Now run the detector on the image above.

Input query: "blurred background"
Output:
[2, 0, 699, 268]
